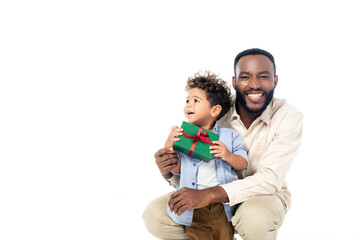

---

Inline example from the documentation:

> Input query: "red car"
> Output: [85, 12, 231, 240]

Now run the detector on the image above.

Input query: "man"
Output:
[143, 48, 303, 240]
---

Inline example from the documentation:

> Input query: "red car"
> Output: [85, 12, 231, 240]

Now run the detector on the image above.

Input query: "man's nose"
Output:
[248, 77, 261, 89]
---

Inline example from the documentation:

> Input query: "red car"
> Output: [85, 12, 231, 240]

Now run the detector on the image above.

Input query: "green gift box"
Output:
[173, 121, 219, 162]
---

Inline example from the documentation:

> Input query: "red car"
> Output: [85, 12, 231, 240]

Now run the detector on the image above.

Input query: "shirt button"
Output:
[243, 136, 248, 141]
[193, 163, 197, 167]
[192, 182, 195, 186]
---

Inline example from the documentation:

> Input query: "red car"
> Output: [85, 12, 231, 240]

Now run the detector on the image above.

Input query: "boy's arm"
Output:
[164, 126, 183, 148]
[164, 126, 183, 174]
[222, 152, 248, 170]
[210, 141, 248, 170]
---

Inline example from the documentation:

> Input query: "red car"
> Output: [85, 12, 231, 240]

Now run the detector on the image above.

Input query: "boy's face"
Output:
[184, 88, 215, 128]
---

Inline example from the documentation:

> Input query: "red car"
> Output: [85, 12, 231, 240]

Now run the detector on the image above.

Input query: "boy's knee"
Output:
[232, 196, 286, 240]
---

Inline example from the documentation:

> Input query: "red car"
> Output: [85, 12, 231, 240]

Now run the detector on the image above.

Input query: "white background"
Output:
[1, 0, 359, 239]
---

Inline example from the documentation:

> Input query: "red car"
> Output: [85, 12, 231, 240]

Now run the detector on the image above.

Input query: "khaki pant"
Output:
[143, 192, 286, 240]
[186, 203, 234, 240]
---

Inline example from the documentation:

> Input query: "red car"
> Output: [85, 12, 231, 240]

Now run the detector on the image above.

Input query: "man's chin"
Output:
[245, 102, 266, 114]
[246, 106, 264, 114]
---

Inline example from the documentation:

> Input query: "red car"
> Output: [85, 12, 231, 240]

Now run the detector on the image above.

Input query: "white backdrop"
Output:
[1, 0, 359, 239]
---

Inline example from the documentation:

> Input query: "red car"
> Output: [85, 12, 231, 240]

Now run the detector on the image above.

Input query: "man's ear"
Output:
[211, 105, 222, 118]
[232, 76, 236, 89]
[274, 75, 278, 88]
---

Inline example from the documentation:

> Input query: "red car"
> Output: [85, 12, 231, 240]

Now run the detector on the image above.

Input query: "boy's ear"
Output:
[211, 105, 222, 118]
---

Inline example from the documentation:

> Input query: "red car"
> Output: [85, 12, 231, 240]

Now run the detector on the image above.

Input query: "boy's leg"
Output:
[231, 195, 286, 240]
[210, 203, 234, 240]
[186, 204, 234, 240]
[185, 206, 213, 240]
[142, 192, 189, 240]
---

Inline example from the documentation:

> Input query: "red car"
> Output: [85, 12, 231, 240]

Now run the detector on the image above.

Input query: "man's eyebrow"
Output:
[239, 71, 251, 75]
[258, 71, 271, 75]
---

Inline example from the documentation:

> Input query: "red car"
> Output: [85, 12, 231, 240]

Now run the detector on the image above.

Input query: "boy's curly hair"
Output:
[186, 71, 232, 120]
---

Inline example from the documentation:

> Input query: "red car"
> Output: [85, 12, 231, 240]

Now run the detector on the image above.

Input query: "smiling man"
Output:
[144, 48, 303, 240]
[232, 49, 278, 128]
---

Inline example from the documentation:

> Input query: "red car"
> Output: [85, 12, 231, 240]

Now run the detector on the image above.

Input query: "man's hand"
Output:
[154, 147, 180, 179]
[168, 186, 229, 216]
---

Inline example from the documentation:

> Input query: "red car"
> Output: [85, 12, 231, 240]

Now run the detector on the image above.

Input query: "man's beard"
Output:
[235, 86, 275, 114]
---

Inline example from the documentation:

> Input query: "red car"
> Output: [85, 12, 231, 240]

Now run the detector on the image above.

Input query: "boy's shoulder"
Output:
[216, 125, 239, 137]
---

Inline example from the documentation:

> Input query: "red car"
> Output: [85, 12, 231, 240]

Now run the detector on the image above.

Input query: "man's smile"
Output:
[246, 92, 265, 103]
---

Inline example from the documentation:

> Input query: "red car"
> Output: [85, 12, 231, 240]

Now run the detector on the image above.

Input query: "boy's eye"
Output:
[186, 100, 190, 103]
[194, 99, 200, 103]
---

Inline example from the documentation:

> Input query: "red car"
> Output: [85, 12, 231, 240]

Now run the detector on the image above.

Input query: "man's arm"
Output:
[222, 112, 303, 206]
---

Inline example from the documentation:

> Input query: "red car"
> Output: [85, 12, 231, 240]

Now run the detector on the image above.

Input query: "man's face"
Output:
[232, 54, 278, 114]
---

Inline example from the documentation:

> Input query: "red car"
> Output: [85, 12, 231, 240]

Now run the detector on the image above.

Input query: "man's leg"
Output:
[142, 192, 189, 240]
[232, 195, 286, 240]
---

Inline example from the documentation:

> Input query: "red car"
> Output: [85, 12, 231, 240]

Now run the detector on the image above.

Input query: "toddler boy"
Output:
[165, 71, 248, 240]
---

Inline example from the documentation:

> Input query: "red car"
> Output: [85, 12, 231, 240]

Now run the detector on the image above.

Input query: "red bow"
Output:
[182, 127, 215, 156]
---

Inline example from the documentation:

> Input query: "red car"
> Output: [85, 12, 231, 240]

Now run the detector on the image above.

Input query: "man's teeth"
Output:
[247, 94, 263, 99]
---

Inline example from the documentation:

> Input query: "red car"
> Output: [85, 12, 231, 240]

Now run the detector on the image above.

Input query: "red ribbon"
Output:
[182, 127, 215, 156]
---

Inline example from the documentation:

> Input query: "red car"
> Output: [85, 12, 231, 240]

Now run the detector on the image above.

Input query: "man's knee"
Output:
[232, 195, 286, 240]
[143, 192, 188, 239]
[142, 193, 170, 238]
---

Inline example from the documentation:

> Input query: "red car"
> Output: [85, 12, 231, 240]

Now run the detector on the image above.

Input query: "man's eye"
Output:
[239, 76, 249, 80]
[259, 75, 269, 79]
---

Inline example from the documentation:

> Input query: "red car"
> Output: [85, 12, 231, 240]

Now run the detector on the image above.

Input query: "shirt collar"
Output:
[258, 99, 274, 125]
[213, 122, 220, 134]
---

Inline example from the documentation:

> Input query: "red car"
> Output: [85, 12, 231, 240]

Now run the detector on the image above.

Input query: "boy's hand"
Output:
[210, 141, 231, 162]
[164, 126, 183, 148]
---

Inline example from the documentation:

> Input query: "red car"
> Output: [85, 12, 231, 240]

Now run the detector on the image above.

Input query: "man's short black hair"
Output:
[234, 48, 276, 77]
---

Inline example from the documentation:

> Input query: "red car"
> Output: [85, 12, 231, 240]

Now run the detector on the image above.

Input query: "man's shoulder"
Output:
[269, 98, 303, 130]
[272, 98, 303, 118]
